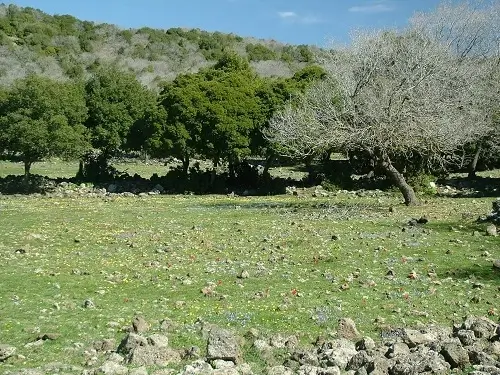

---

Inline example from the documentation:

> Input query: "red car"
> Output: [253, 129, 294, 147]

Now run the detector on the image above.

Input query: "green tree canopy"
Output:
[84, 66, 157, 155]
[0, 74, 89, 176]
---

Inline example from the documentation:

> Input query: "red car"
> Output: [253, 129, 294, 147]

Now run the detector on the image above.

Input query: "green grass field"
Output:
[0, 161, 499, 371]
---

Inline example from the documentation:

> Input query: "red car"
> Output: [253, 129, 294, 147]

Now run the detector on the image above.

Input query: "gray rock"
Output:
[128, 345, 181, 366]
[117, 333, 148, 355]
[129, 367, 149, 375]
[317, 339, 357, 370]
[0, 344, 16, 361]
[267, 365, 294, 375]
[462, 316, 498, 339]
[207, 327, 241, 364]
[386, 342, 410, 358]
[486, 224, 497, 236]
[441, 341, 469, 368]
[132, 316, 150, 333]
[347, 351, 372, 371]
[178, 359, 213, 375]
[455, 329, 476, 346]
[471, 365, 500, 375]
[96, 360, 128, 375]
[390, 346, 450, 375]
[402, 328, 437, 347]
[93, 339, 116, 353]
[356, 337, 375, 351]
[337, 318, 360, 340]
[147, 334, 169, 348]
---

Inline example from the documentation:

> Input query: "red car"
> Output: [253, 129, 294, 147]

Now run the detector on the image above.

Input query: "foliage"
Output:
[84, 66, 157, 154]
[246, 43, 277, 61]
[0, 74, 89, 175]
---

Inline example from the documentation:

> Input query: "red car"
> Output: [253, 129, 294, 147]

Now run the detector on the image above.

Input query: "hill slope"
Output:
[0, 4, 322, 89]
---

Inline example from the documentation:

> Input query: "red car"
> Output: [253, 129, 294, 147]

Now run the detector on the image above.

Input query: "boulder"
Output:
[207, 327, 241, 364]
[0, 344, 16, 361]
[441, 341, 469, 368]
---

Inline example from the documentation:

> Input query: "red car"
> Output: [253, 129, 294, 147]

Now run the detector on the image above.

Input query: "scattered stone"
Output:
[128, 346, 181, 366]
[441, 341, 469, 368]
[486, 224, 498, 236]
[96, 360, 128, 375]
[207, 327, 241, 364]
[129, 366, 149, 375]
[493, 259, 500, 270]
[337, 318, 360, 340]
[132, 316, 150, 333]
[238, 270, 250, 279]
[0, 344, 16, 361]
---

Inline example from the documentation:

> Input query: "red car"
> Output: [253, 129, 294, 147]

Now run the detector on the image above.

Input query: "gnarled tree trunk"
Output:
[376, 151, 418, 206]
[468, 143, 482, 179]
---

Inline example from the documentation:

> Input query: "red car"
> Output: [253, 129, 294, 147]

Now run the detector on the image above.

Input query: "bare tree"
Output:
[411, 0, 500, 178]
[267, 26, 490, 205]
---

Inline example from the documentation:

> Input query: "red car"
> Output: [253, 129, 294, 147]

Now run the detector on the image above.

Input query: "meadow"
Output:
[0, 161, 499, 371]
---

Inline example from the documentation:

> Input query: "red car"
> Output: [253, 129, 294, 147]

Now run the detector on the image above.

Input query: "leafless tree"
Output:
[267, 24, 491, 205]
[411, 0, 500, 178]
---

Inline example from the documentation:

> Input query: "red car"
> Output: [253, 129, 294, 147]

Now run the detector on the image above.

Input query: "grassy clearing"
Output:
[0, 188, 499, 369]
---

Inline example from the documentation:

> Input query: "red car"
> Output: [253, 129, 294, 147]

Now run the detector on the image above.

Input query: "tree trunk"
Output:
[77, 160, 85, 178]
[263, 153, 275, 177]
[182, 155, 190, 177]
[377, 152, 418, 206]
[24, 160, 32, 178]
[468, 144, 482, 179]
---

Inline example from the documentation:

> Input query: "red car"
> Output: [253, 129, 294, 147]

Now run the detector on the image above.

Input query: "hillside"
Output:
[0, 4, 322, 89]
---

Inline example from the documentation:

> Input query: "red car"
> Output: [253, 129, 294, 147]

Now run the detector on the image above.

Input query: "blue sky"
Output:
[6, 0, 447, 45]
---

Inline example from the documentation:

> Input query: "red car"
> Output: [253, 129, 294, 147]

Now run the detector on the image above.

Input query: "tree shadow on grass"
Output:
[436, 176, 500, 198]
[442, 264, 500, 283]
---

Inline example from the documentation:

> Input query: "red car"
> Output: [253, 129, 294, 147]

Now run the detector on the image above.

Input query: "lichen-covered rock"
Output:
[207, 327, 241, 364]
[0, 344, 16, 361]
[441, 341, 469, 368]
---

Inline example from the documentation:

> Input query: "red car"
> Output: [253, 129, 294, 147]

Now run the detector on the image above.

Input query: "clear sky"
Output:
[5, 0, 448, 46]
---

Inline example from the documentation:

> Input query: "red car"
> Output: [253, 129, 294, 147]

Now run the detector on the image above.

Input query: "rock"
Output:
[462, 316, 498, 339]
[441, 341, 469, 368]
[0, 344, 16, 361]
[178, 359, 214, 374]
[83, 299, 95, 308]
[267, 365, 295, 375]
[337, 318, 360, 340]
[455, 329, 476, 346]
[132, 316, 150, 333]
[493, 259, 500, 269]
[347, 351, 372, 371]
[128, 346, 181, 366]
[390, 346, 450, 374]
[292, 350, 320, 367]
[238, 270, 250, 279]
[355, 337, 375, 351]
[96, 360, 128, 375]
[107, 184, 117, 193]
[93, 339, 116, 352]
[117, 333, 148, 355]
[486, 224, 497, 236]
[207, 327, 241, 364]
[402, 328, 436, 347]
[212, 359, 235, 369]
[147, 334, 169, 348]
[317, 339, 357, 370]
[129, 366, 149, 375]
[386, 342, 410, 358]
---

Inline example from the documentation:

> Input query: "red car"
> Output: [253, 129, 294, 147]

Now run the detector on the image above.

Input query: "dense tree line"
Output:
[0, 52, 324, 179]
